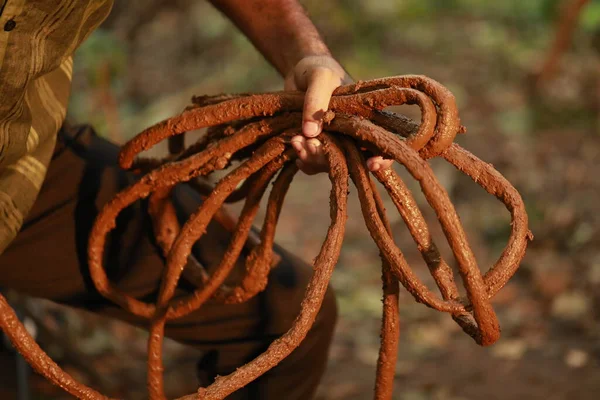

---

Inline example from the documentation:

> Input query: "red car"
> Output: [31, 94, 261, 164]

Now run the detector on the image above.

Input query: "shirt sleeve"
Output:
[0, 0, 113, 254]
[0, 57, 73, 254]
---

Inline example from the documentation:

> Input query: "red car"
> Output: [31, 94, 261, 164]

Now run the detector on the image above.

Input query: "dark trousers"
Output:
[0, 125, 337, 399]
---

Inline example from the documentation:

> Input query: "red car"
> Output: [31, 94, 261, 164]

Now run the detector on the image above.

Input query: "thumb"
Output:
[302, 67, 340, 138]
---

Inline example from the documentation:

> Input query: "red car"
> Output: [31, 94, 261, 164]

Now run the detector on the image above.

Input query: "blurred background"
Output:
[2, 0, 600, 398]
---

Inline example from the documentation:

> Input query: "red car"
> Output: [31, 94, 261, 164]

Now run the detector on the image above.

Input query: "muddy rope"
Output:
[0, 75, 532, 399]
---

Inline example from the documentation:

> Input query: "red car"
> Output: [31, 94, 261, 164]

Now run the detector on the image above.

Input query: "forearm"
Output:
[208, 0, 330, 76]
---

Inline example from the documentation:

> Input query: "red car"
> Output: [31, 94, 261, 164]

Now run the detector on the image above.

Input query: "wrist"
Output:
[281, 40, 331, 77]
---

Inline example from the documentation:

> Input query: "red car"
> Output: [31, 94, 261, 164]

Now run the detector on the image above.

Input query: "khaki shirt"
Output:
[0, 0, 113, 253]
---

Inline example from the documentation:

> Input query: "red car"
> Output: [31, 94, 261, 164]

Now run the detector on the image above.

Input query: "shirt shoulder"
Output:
[0, 0, 113, 166]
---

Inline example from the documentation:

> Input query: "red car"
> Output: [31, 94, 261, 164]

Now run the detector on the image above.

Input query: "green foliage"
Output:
[581, 0, 600, 31]
[69, 29, 128, 136]
[74, 29, 127, 84]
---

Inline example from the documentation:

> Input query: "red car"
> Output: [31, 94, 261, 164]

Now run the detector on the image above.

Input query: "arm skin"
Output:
[208, 0, 393, 174]
[208, 0, 331, 77]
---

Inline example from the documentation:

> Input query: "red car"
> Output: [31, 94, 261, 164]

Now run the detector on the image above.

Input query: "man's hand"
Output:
[207, 1, 393, 174]
[285, 55, 394, 175]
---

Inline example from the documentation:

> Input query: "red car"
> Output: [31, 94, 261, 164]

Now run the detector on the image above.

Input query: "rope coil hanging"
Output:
[0, 75, 532, 400]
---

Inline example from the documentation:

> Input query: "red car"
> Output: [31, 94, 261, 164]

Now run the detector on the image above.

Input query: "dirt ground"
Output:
[2, 1, 600, 399]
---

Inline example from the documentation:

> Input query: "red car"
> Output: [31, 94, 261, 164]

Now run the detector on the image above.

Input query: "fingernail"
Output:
[303, 121, 320, 137]
[371, 162, 380, 172]
[308, 143, 318, 155]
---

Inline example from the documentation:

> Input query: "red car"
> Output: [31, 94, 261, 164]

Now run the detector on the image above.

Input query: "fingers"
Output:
[305, 137, 325, 160]
[302, 67, 341, 138]
[290, 135, 328, 175]
[295, 159, 324, 176]
[366, 156, 394, 172]
[290, 136, 394, 175]
[283, 55, 392, 174]
[291, 136, 308, 160]
[284, 55, 345, 138]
